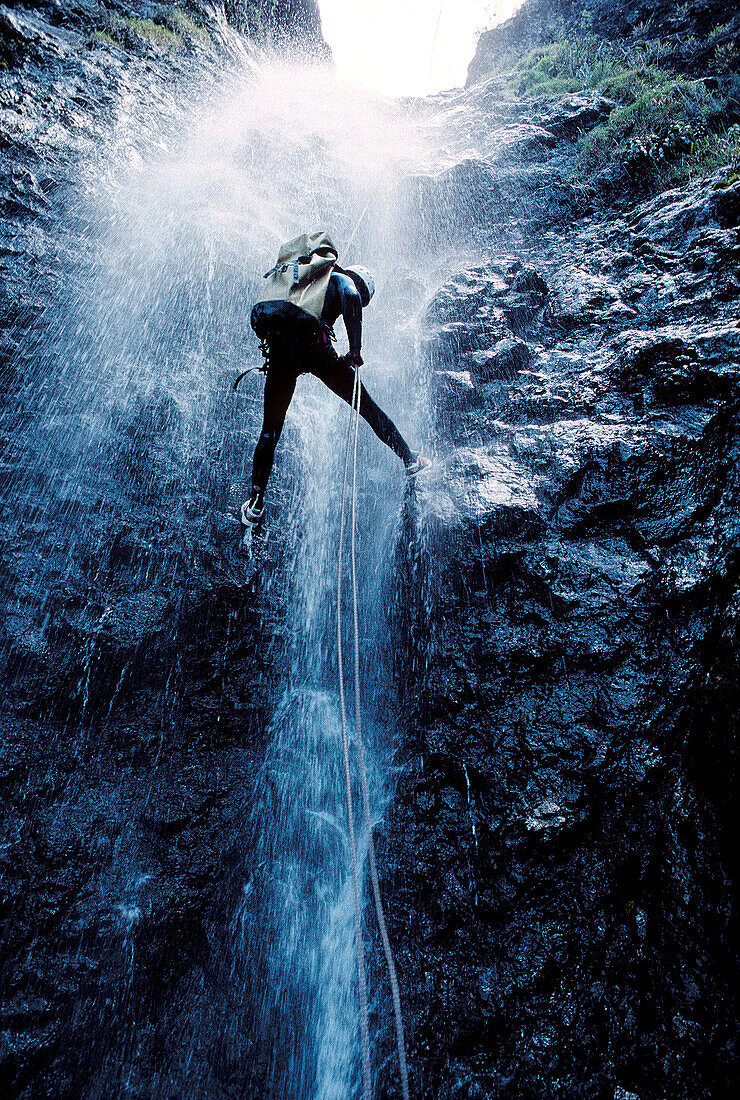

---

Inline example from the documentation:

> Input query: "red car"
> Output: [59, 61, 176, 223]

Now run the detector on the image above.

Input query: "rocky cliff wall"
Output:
[469, 0, 740, 84]
[1, 0, 326, 45]
[226, 0, 327, 51]
[369, 5, 740, 1095]
[0, 3, 324, 1096]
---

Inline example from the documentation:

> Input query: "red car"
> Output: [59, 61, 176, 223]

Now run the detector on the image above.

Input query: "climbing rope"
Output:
[337, 364, 372, 1100]
[343, 201, 371, 261]
[337, 361, 410, 1100]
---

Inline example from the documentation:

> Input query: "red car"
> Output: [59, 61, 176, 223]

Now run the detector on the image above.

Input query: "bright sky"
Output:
[318, 1, 524, 96]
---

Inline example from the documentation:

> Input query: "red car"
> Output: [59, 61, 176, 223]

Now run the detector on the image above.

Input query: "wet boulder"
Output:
[484, 121, 558, 164]
[425, 262, 549, 371]
[612, 328, 739, 406]
[0, 167, 48, 219]
[548, 267, 625, 332]
[432, 368, 482, 414]
[431, 319, 503, 362]
[500, 265, 549, 336]
[685, 224, 740, 274]
[630, 172, 740, 251]
[404, 159, 579, 245]
[529, 92, 615, 138]
[470, 336, 532, 383]
[425, 265, 510, 327]
[416, 445, 546, 565]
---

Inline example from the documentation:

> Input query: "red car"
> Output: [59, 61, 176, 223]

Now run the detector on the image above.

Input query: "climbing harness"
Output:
[337, 361, 410, 1100]
[234, 328, 337, 390]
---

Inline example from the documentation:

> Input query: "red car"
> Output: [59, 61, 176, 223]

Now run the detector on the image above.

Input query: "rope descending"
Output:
[337, 366, 372, 1099]
[337, 363, 410, 1100]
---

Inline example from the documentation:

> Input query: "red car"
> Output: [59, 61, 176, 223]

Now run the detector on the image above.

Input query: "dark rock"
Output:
[0, 9, 36, 67]
[529, 92, 615, 139]
[424, 263, 549, 383]
[612, 328, 740, 406]
[378, 20, 740, 1089]
[471, 337, 532, 383]
[226, 0, 328, 53]
[404, 159, 579, 247]
[433, 368, 483, 412]
[631, 174, 740, 249]
[0, 1, 327, 1096]
[484, 121, 559, 164]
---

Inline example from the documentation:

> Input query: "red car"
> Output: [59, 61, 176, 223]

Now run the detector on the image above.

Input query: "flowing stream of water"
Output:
[217, 64, 433, 1099]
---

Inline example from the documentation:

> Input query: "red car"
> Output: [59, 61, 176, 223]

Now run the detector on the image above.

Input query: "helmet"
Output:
[343, 265, 375, 307]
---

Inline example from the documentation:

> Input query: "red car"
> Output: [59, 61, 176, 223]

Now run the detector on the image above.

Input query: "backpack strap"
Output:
[263, 244, 338, 281]
[263, 262, 287, 279]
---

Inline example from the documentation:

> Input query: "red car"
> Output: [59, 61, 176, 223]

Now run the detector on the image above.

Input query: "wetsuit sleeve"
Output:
[338, 280, 363, 355]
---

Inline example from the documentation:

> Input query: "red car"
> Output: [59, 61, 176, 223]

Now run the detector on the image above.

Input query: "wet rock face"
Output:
[402, 89, 616, 252]
[0, 3, 320, 1096]
[227, 0, 328, 52]
[374, 76, 740, 1100]
[468, 0, 740, 84]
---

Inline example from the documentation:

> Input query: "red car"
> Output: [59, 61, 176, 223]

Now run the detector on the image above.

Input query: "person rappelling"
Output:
[238, 231, 431, 528]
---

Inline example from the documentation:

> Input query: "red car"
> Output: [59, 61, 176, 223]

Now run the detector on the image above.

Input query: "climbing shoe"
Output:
[241, 492, 265, 527]
[405, 454, 432, 478]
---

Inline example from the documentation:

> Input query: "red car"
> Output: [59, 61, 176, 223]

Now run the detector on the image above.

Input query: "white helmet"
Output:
[343, 265, 375, 307]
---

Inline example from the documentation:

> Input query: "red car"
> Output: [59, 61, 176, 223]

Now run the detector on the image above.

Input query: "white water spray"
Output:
[4, 41, 453, 1097]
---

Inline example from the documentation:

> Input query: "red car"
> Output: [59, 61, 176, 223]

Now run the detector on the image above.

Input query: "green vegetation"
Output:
[90, 12, 182, 52]
[709, 23, 731, 42]
[715, 41, 739, 75]
[160, 6, 214, 47]
[122, 16, 182, 51]
[225, 2, 264, 37]
[713, 167, 740, 189]
[516, 40, 641, 97]
[579, 77, 727, 185]
[512, 23, 740, 192]
[708, 125, 740, 182]
[89, 6, 214, 55]
[514, 30, 671, 100]
[88, 29, 118, 48]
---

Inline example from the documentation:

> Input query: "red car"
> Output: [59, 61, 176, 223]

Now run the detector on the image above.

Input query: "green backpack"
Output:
[250, 230, 339, 346]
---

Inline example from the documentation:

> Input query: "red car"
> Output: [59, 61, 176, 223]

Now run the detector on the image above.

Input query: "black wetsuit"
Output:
[251, 271, 412, 493]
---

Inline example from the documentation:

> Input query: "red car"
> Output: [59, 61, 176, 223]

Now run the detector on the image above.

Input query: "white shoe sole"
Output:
[240, 502, 264, 526]
[406, 458, 432, 479]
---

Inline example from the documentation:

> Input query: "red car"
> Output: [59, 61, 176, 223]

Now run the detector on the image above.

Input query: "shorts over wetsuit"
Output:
[251, 271, 413, 494]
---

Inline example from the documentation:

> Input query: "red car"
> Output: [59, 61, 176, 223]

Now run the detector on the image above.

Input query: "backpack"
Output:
[250, 230, 338, 347]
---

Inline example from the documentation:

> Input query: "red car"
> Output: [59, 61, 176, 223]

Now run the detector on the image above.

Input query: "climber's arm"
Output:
[337, 276, 363, 365]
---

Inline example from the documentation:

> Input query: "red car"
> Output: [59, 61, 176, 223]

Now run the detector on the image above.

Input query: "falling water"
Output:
[212, 66, 434, 1098]
[3, 47, 444, 1097]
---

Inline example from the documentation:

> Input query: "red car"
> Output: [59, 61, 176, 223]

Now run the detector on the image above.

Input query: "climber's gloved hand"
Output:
[345, 351, 363, 368]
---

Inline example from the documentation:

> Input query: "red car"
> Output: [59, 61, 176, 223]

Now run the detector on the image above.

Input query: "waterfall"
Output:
[212, 64, 432, 1099]
[2, 52, 438, 1097]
